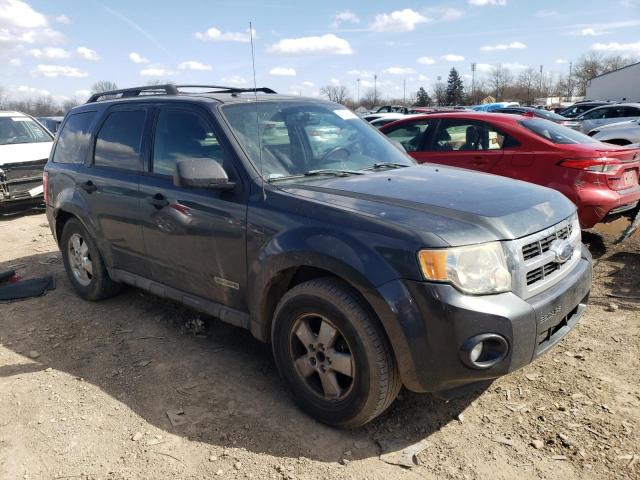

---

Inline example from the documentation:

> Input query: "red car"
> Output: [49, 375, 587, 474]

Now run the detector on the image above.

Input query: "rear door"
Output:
[137, 104, 248, 309]
[419, 118, 506, 172]
[76, 105, 151, 276]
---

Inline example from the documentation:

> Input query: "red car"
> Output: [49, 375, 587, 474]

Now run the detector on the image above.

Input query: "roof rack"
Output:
[86, 84, 277, 103]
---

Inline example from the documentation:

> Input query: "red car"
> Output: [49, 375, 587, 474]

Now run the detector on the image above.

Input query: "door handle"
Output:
[77, 180, 97, 193]
[148, 194, 169, 209]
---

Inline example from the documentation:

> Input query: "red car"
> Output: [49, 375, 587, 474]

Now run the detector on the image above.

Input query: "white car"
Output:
[589, 119, 640, 146]
[0, 111, 54, 211]
[367, 113, 420, 129]
[565, 103, 640, 133]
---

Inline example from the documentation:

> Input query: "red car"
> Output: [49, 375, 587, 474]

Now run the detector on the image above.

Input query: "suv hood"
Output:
[281, 165, 575, 246]
[0, 142, 52, 166]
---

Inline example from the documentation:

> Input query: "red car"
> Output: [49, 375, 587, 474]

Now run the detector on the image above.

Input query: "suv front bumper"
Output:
[378, 243, 592, 393]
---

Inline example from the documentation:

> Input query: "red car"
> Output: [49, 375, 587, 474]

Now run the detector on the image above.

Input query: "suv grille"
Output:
[526, 261, 561, 286]
[522, 223, 573, 261]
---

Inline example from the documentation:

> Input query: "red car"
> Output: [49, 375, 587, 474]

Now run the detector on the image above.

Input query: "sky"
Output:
[1, 0, 639, 103]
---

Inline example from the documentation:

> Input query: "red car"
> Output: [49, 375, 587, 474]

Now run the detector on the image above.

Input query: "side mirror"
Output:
[174, 158, 235, 190]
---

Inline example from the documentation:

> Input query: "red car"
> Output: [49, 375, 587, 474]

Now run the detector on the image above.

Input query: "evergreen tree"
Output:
[415, 87, 431, 107]
[445, 68, 465, 105]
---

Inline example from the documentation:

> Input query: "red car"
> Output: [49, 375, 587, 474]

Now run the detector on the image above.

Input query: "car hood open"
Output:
[280, 165, 575, 246]
[0, 142, 53, 166]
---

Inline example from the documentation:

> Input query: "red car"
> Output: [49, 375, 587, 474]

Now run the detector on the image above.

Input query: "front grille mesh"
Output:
[522, 223, 573, 261]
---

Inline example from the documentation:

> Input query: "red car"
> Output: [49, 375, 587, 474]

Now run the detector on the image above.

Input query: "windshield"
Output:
[520, 119, 600, 144]
[0, 116, 53, 145]
[533, 109, 567, 121]
[221, 101, 414, 181]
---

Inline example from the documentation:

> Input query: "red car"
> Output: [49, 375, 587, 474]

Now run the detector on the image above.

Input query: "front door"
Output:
[138, 105, 248, 310]
[419, 118, 505, 172]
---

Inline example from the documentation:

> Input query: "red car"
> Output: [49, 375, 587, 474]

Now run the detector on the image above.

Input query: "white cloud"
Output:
[55, 14, 70, 24]
[442, 54, 465, 62]
[384, 66, 415, 75]
[360, 79, 373, 88]
[9, 57, 21, 66]
[330, 78, 340, 85]
[369, 9, 428, 32]
[75, 89, 91, 99]
[18, 85, 49, 96]
[555, 58, 568, 64]
[347, 69, 373, 78]
[476, 63, 493, 72]
[579, 28, 607, 36]
[302, 81, 314, 87]
[194, 26, 255, 42]
[269, 66, 296, 76]
[468, 0, 507, 5]
[32, 64, 88, 77]
[178, 60, 212, 71]
[0, 0, 47, 29]
[416, 56, 436, 65]
[221, 75, 247, 85]
[440, 8, 465, 21]
[418, 74, 429, 81]
[481, 41, 526, 51]
[332, 10, 359, 28]
[140, 65, 175, 77]
[268, 33, 353, 56]
[77, 46, 100, 61]
[26, 47, 70, 59]
[128, 52, 149, 64]
[592, 41, 640, 53]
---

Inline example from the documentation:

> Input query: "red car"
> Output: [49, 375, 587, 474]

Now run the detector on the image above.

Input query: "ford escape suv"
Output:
[44, 85, 592, 428]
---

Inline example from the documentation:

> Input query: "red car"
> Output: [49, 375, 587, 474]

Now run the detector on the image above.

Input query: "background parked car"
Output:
[374, 105, 409, 114]
[589, 118, 640, 145]
[379, 112, 640, 228]
[472, 102, 519, 112]
[0, 111, 54, 211]
[558, 101, 611, 118]
[565, 103, 640, 133]
[492, 106, 573, 125]
[36, 116, 64, 134]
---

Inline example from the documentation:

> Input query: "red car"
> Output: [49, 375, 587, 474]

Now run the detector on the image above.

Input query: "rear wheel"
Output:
[272, 277, 401, 428]
[61, 218, 121, 300]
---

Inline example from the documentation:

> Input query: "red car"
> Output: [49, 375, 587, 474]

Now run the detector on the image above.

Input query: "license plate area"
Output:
[623, 169, 636, 187]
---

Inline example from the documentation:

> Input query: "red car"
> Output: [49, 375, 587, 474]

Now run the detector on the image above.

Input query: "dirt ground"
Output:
[0, 211, 638, 480]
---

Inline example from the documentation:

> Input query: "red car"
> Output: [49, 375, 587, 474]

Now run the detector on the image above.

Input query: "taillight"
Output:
[558, 157, 621, 172]
[43, 171, 49, 204]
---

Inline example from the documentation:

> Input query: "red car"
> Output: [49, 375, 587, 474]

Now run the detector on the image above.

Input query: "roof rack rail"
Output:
[86, 84, 179, 103]
[174, 85, 277, 95]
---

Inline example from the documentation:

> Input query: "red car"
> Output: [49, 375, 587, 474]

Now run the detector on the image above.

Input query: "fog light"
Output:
[459, 333, 509, 369]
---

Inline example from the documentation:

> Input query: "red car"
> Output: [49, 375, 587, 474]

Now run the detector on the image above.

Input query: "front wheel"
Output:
[272, 278, 401, 428]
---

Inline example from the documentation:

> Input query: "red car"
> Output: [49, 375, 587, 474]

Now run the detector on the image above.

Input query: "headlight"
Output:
[418, 242, 511, 295]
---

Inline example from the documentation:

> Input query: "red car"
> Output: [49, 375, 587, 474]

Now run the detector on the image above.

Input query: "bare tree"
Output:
[359, 88, 379, 109]
[91, 80, 119, 94]
[489, 65, 513, 101]
[320, 85, 351, 105]
[432, 81, 447, 106]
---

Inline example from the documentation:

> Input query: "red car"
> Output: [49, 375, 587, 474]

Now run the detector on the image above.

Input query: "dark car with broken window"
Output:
[44, 84, 592, 428]
[1, 111, 53, 211]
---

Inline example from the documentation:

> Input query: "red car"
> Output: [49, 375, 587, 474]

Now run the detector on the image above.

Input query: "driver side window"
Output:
[385, 121, 431, 152]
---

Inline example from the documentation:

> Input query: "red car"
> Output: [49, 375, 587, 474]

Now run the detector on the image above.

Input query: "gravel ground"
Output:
[0, 211, 638, 480]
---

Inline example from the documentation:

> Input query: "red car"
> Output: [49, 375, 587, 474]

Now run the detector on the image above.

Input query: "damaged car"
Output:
[0, 111, 54, 212]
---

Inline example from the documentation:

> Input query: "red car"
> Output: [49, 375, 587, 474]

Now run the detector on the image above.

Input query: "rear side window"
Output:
[431, 119, 510, 151]
[52, 112, 96, 164]
[94, 110, 146, 171]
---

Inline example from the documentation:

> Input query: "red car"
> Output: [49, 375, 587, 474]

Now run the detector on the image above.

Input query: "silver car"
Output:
[565, 103, 640, 133]
[590, 118, 640, 146]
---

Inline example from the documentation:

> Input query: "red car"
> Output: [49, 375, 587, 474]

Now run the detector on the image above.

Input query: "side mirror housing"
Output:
[174, 158, 235, 190]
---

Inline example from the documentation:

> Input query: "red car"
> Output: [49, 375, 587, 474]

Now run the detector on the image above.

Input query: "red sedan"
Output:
[380, 112, 640, 228]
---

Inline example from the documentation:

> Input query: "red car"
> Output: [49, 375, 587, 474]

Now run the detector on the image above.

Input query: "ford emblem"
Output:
[549, 239, 574, 264]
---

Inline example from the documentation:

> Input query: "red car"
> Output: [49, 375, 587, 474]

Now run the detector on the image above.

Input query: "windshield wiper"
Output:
[364, 162, 412, 171]
[267, 169, 364, 183]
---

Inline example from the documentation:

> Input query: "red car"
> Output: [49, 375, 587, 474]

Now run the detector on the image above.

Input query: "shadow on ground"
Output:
[0, 251, 485, 464]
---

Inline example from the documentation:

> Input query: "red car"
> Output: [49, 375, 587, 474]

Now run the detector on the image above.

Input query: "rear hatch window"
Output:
[520, 119, 599, 144]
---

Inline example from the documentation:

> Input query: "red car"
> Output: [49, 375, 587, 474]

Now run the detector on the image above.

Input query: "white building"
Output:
[586, 62, 640, 102]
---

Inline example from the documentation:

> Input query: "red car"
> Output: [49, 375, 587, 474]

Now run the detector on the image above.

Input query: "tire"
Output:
[60, 218, 121, 301]
[272, 277, 401, 428]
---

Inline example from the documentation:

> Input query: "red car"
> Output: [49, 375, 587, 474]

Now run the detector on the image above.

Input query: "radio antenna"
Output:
[249, 21, 266, 201]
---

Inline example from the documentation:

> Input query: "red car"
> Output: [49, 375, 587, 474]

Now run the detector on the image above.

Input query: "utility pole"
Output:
[403, 79, 406, 105]
[373, 74, 378, 108]
[539, 64, 544, 100]
[567, 61, 573, 101]
[357, 78, 360, 105]
[471, 62, 476, 104]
